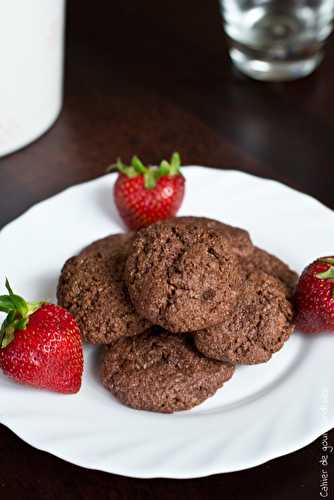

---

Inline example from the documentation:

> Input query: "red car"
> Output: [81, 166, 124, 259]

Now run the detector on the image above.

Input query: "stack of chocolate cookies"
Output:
[57, 217, 297, 413]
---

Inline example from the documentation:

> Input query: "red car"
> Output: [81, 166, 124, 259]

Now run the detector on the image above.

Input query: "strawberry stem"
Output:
[5, 278, 14, 295]
[144, 169, 158, 189]
[0, 279, 44, 349]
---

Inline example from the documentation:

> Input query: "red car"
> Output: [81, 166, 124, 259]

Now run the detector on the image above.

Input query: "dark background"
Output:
[0, 0, 333, 498]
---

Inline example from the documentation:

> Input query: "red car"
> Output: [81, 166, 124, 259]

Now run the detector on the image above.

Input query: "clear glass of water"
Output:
[220, 0, 334, 81]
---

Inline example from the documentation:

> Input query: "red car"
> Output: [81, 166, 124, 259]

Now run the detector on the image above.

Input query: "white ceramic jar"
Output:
[0, 0, 65, 157]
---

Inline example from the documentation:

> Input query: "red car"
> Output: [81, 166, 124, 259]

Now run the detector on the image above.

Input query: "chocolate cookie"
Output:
[167, 216, 253, 257]
[194, 271, 295, 364]
[240, 246, 298, 298]
[125, 219, 243, 332]
[100, 328, 235, 413]
[57, 233, 151, 344]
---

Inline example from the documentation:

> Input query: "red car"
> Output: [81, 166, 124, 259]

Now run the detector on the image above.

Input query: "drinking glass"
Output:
[220, 0, 334, 81]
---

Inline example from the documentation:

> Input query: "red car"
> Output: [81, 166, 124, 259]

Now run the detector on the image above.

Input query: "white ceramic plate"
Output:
[0, 167, 333, 478]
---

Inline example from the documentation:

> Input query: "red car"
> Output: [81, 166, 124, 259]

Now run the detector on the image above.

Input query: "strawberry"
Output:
[113, 152, 185, 230]
[0, 279, 83, 393]
[295, 257, 334, 333]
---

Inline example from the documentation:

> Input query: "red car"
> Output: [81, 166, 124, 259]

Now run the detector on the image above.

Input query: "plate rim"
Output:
[0, 166, 333, 478]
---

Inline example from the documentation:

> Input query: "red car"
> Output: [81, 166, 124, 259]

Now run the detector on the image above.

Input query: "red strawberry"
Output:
[113, 152, 185, 230]
[0, 279, 83, 393]
[295, 257, 334, 333]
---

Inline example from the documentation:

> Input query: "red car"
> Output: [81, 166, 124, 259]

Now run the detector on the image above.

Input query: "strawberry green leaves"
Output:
[144, 169, 158, 189]
[131, 156, 147, 174]
[168, 152, 181, 175]
[317, 267, 334, 280]
[316, 258, 334, 299]
[0, 278, 29, 316]
[0, 279, 44, 349]
[112, 153, 182, 189]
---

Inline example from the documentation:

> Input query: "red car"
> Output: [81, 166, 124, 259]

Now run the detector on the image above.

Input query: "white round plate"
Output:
[0, 167, 333, 478]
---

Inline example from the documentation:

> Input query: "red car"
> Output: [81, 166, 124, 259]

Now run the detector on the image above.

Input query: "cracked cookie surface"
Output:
[167, 216, 253, 257]
[240, 246, 298, 298]
[100, 328, 235, 413]
[125, 219, 243, 332]
[57, 233, 151, 344]
[194, 270, 295, 364]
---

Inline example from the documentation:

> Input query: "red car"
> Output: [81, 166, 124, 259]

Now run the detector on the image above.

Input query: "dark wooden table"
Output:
[1, 1, 333, 498]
